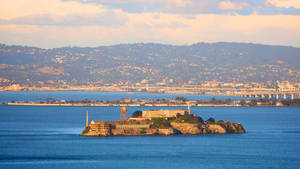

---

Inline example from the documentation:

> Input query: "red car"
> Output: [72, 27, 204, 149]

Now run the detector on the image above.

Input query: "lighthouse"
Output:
[187, 102, 191, 115]
[86, 109, 89, 127]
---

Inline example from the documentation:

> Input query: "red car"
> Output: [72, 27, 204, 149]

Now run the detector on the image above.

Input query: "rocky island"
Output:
[80, 107, 245, 136]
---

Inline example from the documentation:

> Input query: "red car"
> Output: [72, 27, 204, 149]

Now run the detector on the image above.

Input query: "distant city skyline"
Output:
[0, 0, 300, 48]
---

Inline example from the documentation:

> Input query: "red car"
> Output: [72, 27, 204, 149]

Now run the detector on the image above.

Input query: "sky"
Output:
[0, 0, 300, 48]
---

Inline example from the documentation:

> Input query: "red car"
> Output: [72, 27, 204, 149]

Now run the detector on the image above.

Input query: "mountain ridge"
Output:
[0, 42, 299, 87]
[1, 41, 299, 49]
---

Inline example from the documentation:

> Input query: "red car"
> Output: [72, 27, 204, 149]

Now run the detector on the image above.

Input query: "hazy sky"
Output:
[0, 0, 300, 48]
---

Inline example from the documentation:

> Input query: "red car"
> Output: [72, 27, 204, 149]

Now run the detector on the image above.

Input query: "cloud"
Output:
[65, 0, 300, 15]
[0, 0, 299, 48]
[4, 12, 128, 26]
[0, 0, 109, 20]
[0, 19, 7, 24]
[66, 0, 237, 14]
[218, 1, 248, 11]
[0, 0, 128, 26]
[1, 13, 300, 48]
[266, 0, 300, 8]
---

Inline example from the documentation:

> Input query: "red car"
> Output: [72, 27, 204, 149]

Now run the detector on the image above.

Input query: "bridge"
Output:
[123, 84, 300, 100]
[233, 91, 300, 100]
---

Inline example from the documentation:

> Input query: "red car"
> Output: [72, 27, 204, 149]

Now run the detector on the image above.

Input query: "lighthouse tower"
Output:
[187, 102, 191, 115]
[86, 109, 89, 127]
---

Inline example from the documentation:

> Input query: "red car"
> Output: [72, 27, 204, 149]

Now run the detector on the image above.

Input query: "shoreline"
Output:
[4, 102, 292, 107]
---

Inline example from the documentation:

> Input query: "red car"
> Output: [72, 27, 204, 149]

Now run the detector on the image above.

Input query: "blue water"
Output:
[0, 93, 300, 169]
[0, 91, 243, 103]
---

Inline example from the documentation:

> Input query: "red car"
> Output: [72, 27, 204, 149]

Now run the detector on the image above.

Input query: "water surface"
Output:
[0, 92, 299, 169]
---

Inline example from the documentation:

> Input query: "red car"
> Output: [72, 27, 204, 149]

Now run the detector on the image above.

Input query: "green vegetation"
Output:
[207, 117, 215, 123]
[82, 126, 90, 134]
[132, 111, 142, 117]
[151, 118, 171, 129]
[140, 130, 147, 134]
[176, 114, 203, 123]
[175, 97, 187, 102]
[225, 125, 236, 133]
[217, 122, 236, 133]
[215, 121, 245, 133]
[151, 114, 204, 128]
[209, 98, 233, 104]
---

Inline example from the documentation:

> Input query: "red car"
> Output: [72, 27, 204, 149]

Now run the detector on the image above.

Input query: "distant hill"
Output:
[0, 42, 299, 86]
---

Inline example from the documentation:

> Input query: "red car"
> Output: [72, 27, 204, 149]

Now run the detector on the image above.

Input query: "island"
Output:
[80, 107, 245, 136]
[6, 97, 300, 107]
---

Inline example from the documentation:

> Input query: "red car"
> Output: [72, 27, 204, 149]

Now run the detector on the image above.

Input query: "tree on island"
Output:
[249, 99, 257, 106]
[175, 97, 187, 102]
[240, 99, 246, 106]
[207, 117, 215, 122]
[132, 111, 142, 117]
[175, 114, 204, 123]
[225, 98, 232, 104]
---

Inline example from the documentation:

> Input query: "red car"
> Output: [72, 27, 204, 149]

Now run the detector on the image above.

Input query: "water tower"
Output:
[120, 107, 128, 121]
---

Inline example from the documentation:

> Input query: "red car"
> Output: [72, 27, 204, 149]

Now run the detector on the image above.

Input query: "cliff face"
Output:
[80, 120, 245, 136]
[170, 121, 245, 135]
[158, 128, 176, 135]
[170, 122, 201, 135]
[206, 124, 227, 134]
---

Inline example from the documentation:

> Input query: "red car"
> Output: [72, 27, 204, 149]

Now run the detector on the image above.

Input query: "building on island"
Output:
[142, 109, 188, 118]
[86, 120, 112, 136]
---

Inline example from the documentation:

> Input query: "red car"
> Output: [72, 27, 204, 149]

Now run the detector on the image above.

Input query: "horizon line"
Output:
[0, 41, 299, 50]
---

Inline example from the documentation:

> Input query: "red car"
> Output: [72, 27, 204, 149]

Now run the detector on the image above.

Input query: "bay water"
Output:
[0, 92, 300, 169]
